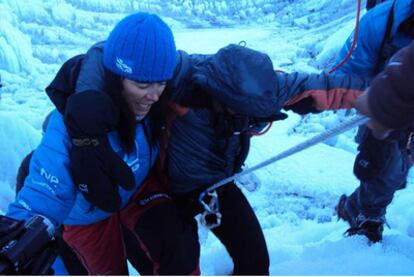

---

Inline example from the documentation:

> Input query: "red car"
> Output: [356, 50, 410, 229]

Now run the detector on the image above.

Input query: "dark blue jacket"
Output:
[164, 46, 369, 194]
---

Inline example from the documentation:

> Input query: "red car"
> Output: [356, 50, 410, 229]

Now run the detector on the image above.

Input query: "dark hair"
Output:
[148, 87, 171, 140]
[104, 70, 168, 153]
[103, 71, 134, 153]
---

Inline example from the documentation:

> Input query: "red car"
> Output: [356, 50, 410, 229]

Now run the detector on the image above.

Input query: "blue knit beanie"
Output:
[103, 12, 177, 82]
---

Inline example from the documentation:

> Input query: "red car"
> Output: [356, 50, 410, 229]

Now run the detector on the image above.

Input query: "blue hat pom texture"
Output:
[104, 12, 177, 82]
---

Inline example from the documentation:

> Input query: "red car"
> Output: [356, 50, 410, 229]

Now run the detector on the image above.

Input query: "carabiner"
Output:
[199, 190, 222, 229]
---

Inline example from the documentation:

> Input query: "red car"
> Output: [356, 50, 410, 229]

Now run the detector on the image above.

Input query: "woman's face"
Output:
[121, 78, 167, 119]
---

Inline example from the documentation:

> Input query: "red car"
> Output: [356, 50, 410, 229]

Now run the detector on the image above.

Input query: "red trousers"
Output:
[62, 173, 200, 275]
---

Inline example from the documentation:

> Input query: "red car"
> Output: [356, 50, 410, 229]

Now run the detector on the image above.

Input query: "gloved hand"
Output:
[284, 97, 321, 115]
[64, 91, 135, 212]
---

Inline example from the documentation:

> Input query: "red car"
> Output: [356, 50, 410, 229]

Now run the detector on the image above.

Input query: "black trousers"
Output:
[349, 127, 410, 218]
[176, 183, 270, 275]
[212, 184, 269, 275]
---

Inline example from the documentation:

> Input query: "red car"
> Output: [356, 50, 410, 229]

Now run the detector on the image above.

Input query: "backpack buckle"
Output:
[231, 115, 250, 135]
[215, 113, 251, 137]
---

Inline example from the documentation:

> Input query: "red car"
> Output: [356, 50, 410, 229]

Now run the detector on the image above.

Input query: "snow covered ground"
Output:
[1, 0, 414, 275]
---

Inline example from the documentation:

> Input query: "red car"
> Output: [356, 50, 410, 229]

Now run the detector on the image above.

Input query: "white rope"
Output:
[201, 114, 369, 198]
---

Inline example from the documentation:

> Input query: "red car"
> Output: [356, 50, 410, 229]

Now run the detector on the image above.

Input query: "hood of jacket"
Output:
[192, 44, 279, 118]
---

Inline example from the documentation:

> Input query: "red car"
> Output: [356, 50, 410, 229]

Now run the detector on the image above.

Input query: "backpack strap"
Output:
[211, 100, 288, 174]
[233, 133, 251, 174]
[398, 5, 414, 37]
[366, 0, 388, 11]
[375, 0, 397, 72]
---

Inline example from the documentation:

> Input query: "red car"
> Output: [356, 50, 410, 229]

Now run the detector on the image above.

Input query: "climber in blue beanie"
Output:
[6, 12, 199, 275]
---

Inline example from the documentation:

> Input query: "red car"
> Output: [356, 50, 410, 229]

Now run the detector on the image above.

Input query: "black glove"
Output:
[284, 97, 321, 115]
[64, 91, 135, 212]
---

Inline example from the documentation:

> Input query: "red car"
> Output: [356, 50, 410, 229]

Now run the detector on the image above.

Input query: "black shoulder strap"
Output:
[367, 0, 388, 11]
[45, 54, 85, 114]
[375, 0, 397, 72]
[233, 133, 250, 174]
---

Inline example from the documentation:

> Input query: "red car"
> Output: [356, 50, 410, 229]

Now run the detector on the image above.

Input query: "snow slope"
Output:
[1, 0, 413, 275]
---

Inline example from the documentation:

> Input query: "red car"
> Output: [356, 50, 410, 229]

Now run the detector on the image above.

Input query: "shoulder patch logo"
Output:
[40, 168, 59, 184]
[116, 57, 133, 74]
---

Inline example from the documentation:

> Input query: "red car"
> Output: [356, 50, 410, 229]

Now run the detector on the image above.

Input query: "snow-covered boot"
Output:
[336, 194, 385, 243]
